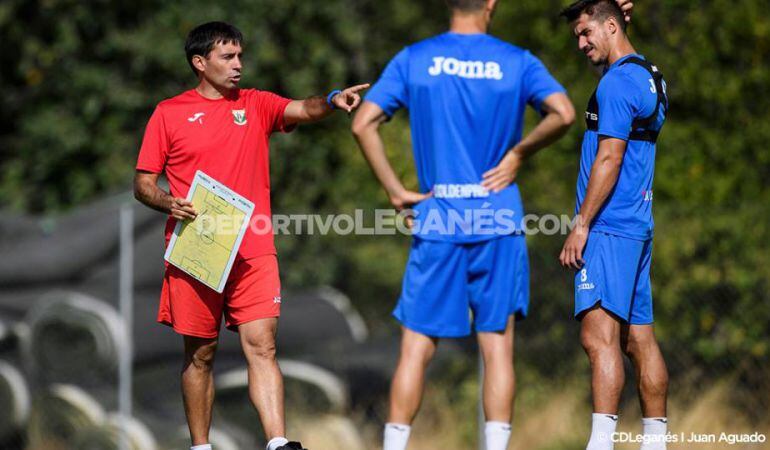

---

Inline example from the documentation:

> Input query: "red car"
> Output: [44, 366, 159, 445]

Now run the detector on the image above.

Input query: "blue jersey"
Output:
[576, 54, 667, 241]
[366, 32, 565, 242]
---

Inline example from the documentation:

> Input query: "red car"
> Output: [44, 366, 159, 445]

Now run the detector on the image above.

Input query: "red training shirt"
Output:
[136, 88, 293, 259]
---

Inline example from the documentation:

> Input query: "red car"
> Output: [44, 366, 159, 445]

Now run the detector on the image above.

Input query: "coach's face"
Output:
[193, 41, 243, 90]
[573, 14, 612, 66]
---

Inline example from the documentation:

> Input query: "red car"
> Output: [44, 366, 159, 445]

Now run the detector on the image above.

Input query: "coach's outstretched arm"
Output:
[283, 84, 370, 125]
[560, 136, 627, 269]
[351, 101, 431, 210]
[481, 92, 576, 193]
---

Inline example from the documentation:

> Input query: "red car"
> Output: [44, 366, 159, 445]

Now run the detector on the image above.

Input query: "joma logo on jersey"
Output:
[428, 57, 504, 80]
[232, 109, 247, 126]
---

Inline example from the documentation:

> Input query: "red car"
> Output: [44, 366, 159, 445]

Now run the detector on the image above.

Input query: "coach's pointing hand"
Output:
[169, 197, 197, 221]
[331, 84, 371, 113]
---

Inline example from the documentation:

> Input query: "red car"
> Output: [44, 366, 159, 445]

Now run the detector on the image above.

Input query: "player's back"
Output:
[366, 32, 564, 242]
[402, 32, 556, 188]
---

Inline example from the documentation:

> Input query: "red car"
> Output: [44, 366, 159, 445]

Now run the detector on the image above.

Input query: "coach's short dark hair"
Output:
[184, 21, 243, 76]
[445, 0, 487, 12]
[560, 0, 627, 31]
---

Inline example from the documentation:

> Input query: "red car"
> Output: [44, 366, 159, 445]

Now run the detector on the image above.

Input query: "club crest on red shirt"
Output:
[232, 109, 247, 126]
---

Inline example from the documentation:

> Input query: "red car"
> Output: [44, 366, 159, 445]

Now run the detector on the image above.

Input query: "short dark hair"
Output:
[184, 21, 243, 76]
[445, 0, 487, 12]
[560, 0, 627, 31]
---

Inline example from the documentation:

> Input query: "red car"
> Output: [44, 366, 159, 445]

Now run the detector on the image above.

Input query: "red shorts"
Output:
[158, 254, 281, 338]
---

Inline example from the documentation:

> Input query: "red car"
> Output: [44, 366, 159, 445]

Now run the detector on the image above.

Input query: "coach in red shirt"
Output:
[134, 21, 367, 450]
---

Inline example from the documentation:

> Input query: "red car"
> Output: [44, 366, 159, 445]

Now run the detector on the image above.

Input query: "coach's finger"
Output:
[347, 83, 371, 94]
[172, 210, 195, 221]
[178, 205, 198, 216]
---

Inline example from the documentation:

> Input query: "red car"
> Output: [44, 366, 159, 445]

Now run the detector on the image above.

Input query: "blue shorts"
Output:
[575, 231, 653, 325]
[395, 234, 530, 338]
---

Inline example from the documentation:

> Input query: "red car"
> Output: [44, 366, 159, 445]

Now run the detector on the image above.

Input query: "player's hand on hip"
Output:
[560, 221, 589, 270]
[390, 189, 431, 229]
[332, 83, 371, 113]
[616, 0, 633, 22]
[481, 151, 523, 193]
[389, 189, 431, 212]
[169, 197, 198, 221]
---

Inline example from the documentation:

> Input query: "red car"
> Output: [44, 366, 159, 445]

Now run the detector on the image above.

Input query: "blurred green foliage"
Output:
[0, 0, 768, 381]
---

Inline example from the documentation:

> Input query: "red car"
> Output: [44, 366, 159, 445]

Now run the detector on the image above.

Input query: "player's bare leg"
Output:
[239, 318, 285, 440]
[582, 307, 624, 413]
[383, 328, 438, 450]
[478, 316, 516, 422]
[621, 325, 668, 416]
[182, 336, 219, 446]
[388, 327, 439, 424]
[622, 324, 669, 449]
[477, 315, 516, 450]
[581, 307, 624, 450]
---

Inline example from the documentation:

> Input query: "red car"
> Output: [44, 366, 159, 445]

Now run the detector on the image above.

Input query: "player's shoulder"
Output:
[598, 66, 639, 98]
[485, 35, 530, 56]
[155, 89, 199, 112]
[401, 34, 437, 56]
[605, 55, 659, 88]
[616, 56, 654, 79]
[408, 33, 530, 59]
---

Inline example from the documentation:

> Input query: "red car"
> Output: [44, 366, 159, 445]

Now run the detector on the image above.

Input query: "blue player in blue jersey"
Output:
[560, 1, 669, 450]
[352, 1, 632, 449]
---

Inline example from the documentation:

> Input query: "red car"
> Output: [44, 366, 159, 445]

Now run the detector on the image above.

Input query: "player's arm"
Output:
[481, 92, 576, 193]
[133, 171, 197, 221]
[559, 137, 627, 269]
[350, 101, 430, 210]
[283, 84, 370, 126]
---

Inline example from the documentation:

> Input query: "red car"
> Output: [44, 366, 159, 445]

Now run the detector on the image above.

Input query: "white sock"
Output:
[587, 413, 618, 450]
[191, 445, 212, 450]
[266, 437, 289, 450]
[485, 421, 512, 450]
[640, 417, 668, 450]
[383, 423, 411, 450]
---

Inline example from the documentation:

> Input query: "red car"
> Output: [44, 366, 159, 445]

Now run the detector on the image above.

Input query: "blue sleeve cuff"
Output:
[597, 131, 630, 141]
[532, 87, 567, 115]
[364, 93, 398, 118]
